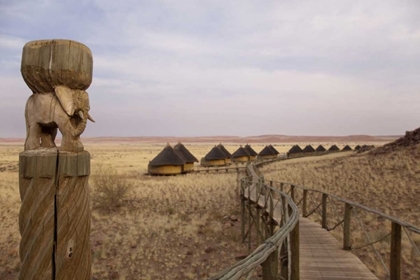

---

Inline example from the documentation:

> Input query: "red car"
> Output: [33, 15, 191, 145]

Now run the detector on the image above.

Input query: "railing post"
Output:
[262, 188, 278, 280]
[290, 218, 300, 280]
[302, 190, 308, 217]
[390, 222, 402, 280]
[280, 182, 283, 192]
[322, 193, 328, 229]
[240, 181, 245, 241]
[290, 184, 295, 202]
[343, 203, 352, 250]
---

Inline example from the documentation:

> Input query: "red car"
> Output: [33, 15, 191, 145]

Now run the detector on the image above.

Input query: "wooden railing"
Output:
[210, 163, 300, 279]
[267, 180, 420, 280]
[209, 152, 419, 279]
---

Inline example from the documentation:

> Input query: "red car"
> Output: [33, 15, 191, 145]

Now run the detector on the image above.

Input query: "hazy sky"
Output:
[1, 0, 419, 137]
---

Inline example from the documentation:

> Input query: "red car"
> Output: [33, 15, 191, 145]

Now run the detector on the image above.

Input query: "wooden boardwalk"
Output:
[300, 218, 378, 279]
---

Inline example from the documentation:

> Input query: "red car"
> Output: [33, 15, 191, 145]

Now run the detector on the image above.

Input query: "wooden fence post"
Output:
[302, 190, 308, 217]
[240, 180, 245, 241]
[290, 185, 295, 202]
[343, 203, 352, 250]
[322, 193, 328, 229]
[262, 189, 278, 280]
[290, 218, 300, 280]
[390, 222, 401, 280]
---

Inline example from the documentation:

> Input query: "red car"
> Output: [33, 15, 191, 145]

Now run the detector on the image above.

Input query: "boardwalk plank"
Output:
[299, 218, 378, 280]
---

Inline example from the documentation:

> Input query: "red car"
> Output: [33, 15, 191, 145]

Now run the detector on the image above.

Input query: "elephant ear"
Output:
[55, 86, 75, 116]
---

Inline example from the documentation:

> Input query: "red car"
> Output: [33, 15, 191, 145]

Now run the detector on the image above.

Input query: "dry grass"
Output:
[261, 146, 420, 279]
[0, 143, 251, 279]
[1, 141, 416, 279]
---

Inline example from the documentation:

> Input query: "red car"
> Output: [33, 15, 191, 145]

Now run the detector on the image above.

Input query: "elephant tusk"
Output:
[87, 113, 95, 123]
[78, 111, 85, 120]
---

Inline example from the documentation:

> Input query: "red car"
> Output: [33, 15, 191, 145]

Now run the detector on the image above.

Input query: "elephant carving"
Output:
[24, 85, 95, 152]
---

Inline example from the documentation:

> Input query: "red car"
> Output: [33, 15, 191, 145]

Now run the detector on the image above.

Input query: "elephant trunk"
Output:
[72, 113, 87, 137]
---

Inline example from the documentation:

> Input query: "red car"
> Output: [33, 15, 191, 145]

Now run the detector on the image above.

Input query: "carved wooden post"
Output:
[322, 193, 328, 229]
[18, 39, 93, 280]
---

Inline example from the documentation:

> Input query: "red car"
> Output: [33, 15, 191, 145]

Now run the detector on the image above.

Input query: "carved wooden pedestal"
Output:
[19, 149, 91, 279]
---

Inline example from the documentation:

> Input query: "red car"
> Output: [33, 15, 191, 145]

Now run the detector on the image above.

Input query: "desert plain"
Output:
[0, 134, 419, 279]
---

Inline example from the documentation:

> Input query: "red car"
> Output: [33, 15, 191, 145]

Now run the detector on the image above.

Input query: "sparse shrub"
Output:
[91, 165, 133, 212]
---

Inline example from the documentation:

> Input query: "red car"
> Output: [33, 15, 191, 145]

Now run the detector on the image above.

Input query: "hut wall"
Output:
[224, 158, 232, 165]
[249, 156, 256, 161]
[233, 156, 249, 163]
[206, 159, 226, 166]
[148, 165, 183, 175]
[183, 162, 194, 173]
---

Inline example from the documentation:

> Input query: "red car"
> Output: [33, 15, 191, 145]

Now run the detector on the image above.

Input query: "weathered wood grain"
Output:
[18, 149, 91, 279]
[21, 39, 93, 93]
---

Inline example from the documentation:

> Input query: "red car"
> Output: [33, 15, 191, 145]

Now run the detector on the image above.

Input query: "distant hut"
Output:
[328, 144, 340, 152]
[232, 146, 251, 162]
[259, 145, 277, 159]
[315, 145, 326, 152]
[288, 145, 303, 154]
[244, 144, 258, 160]
[268, 145, 279, 155]
[303, 145, 315, 153]
[354, 145, 361, 150]
[217, 143, 232, 165]
[342, 145, 352, 151]
[202, 145, 229, 167]
[148, 143, 185, 175]
[174, 142, 198, 173]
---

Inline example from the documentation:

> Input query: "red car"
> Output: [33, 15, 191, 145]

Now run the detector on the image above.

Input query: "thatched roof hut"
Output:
[342, 145, 352, 151]
[201, 145, 229, 167]
[148, 143, 185, 175]
[354, 145, 361, 150]
[232, 146, 251, 162]
[303, 145, 315, 153]
[259, 145, 277, 159]
[268, 145, 279, 155]
[244, 144, 257, 160]
[217, 143, 232, 164]
[328, 144, 340, 151]
[315, 145, 326, 152]
[174, 142, 198, 173]
[288, 145, 303, 154]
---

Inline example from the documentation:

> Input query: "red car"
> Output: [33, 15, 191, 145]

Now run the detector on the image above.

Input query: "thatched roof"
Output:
[303, 145, 315, 153]
[174, 142, 198, 163]
[259, 145, 277, 156]
[315, 145, 326, 152]
[342, 145, 352, 151]
[244, 144, 258, 156]
[232, 146, 250, 158]
[288, 145, 303, 154]
[268, 145, 279, 155]
[217, 143, 232, 158]
[205, 146, 228, 160]
[328, 145, 340, 151]
[354, 145, 361, 150]
[149, 144, 185, 167]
